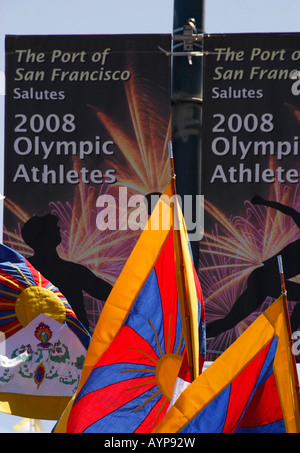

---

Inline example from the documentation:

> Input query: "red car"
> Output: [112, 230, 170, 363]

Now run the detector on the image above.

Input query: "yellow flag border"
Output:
[0, 393, 71, 420]
[174, 211, 200, 379]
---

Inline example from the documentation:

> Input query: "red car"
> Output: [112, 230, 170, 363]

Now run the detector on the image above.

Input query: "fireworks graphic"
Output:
[200, 175, 300, 359]
[88, 57, 171, 196]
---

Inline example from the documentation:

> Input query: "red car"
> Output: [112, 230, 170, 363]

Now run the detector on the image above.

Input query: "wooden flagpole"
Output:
[168, 141, 195, 382]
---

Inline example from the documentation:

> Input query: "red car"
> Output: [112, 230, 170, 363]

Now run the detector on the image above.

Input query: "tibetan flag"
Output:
[54, 182, 205, 433]
[154, 296, 300, 433]
[0, 243, 90, 420]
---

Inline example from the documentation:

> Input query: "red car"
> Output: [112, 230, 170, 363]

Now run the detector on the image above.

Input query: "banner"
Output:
[4, 35, 171, 333]
[202, 33, 300, 357]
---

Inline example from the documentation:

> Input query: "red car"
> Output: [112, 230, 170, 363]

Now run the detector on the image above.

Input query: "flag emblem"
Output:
[34, 322, 53, 348]
[34, 363, 45, 389]
[0, 243, 91, 420]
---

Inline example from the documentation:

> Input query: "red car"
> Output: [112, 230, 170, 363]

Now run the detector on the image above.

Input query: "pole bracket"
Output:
[159, 18, 204, 64]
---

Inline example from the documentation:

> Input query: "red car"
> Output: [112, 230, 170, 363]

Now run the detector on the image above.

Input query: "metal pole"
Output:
[172, 0, 205, 269]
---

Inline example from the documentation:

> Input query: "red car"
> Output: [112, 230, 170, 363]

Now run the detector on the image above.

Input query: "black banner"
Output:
[4, 35, 171, 332]
[202, 33, 300, 357]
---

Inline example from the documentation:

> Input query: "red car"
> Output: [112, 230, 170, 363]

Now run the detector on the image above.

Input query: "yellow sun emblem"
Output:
[121, 318, 184, 426]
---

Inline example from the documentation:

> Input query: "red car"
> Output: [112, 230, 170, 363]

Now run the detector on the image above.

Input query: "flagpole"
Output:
[277, 255, 300, 399]
[168, 141, 195, 382]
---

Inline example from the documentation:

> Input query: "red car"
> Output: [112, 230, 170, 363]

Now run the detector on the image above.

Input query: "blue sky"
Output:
[2, 0, 300, 37]
[1, 0, 300, 433]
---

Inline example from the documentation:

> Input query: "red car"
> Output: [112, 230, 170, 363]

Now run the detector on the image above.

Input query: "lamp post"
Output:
[172, 0, 205, 268]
